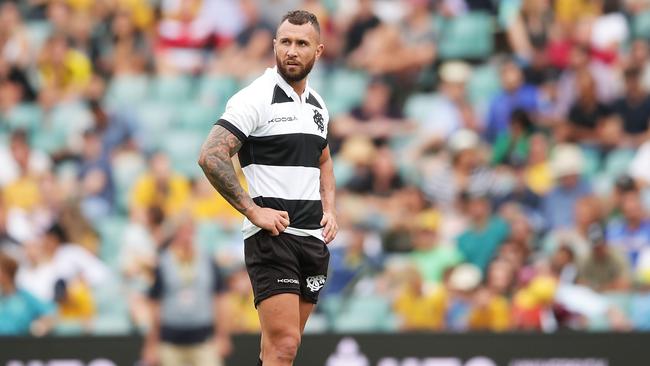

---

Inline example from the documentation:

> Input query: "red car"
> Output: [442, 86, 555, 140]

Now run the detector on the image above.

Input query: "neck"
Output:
[288, 78, 306, 97]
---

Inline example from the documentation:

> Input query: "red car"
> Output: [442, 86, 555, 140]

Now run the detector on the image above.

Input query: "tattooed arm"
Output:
[198, 125, 289, 235]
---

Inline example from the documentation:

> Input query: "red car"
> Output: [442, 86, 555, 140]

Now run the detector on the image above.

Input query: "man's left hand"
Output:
[320, 212, 338, 244]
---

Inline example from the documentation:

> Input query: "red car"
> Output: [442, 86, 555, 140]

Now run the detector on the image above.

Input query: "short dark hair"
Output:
[280, 10, 320, 34]
[46, 222, 68, 243]
[0, 252, 18, 282]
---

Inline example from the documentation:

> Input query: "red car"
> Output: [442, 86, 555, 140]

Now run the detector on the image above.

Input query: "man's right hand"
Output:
[246, 205, 290, 236]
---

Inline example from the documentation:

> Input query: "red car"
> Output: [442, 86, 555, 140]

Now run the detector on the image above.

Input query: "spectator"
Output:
[457, 192, 510, 273]
[607, 189, 650, 270]
[409, 210, 463, 284]
[467, 285, 511, 331]
[411, 61, 478, 152]
[142, 218, 232, 366]
[506, 0, 553, 64]
[578, 223, 631, 292]
[0, 129, 52, 188]
[130, 152, 191, 218]
[422, 129, 495, 210]
[38, 34, 92, 98]
[121, 206, 165, 330]
[612, 67, 650, 146]
[485, 60, 539, 143]
[323, 228, 375, 297]
[331, 77, 414, 153]
[565, 70, 613, 143]
[629, 140, 650, 187]
[340, 0, 381, 56]
[224, 266, 260, 333]
[393, 265, 446, 331]
[0, 251, 56, 336]
[542, 144, 591, 230]
[543, 195, 604, 261]
[492, 109, 534, 166]
[78, 128, 114, 222]
[0, 2, 31, 69]
[555, 45, 621, 118]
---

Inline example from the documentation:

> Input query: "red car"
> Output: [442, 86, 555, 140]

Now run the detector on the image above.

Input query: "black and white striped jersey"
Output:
[216, 67, 329, 240]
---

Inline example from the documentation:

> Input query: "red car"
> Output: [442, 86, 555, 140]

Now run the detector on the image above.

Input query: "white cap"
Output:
[440, 61, 472, 84]
[551, 144, 584, 178]
[448, 129, 480, 153]
[448, 264, 482, 292]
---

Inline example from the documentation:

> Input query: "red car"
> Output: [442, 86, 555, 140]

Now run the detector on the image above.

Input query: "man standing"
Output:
[198, 10, 337, 366]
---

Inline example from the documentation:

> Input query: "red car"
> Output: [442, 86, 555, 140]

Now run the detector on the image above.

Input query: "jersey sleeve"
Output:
[216, 89, 264, 143]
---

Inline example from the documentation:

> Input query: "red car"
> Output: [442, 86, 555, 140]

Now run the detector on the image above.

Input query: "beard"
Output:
[276, 53, 316, 83]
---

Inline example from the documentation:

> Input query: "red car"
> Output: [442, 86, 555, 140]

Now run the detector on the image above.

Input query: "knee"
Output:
[266, 332, 301, 362]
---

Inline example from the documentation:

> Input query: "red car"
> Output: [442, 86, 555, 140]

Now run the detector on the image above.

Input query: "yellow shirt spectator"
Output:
[394, 285, 447, 331]
[555, 0, 600, 25]
[3, 176, 41, 211]
[525, 162, 553, 195]
[468, 292, 511, 331]
[130, 173, 191, 217]
[190, 175, 246, 222]
[58, 279, 95, 320]
[40, 48, 92, 93]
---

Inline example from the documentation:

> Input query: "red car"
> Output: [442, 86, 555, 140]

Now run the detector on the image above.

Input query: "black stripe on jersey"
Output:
[271, 85, 293, 104]
[306, 93, 322, 109]
[215, 119, 247, 143]
[239, 133, 327, 168]
[253, 197, 323, 230]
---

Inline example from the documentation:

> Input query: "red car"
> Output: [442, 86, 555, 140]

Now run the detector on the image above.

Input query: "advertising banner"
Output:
[0, 333, 647, 366]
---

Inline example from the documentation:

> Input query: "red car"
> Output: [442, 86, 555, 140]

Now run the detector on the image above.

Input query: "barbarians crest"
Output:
[306, 275, 326, 292]
[313, 109, 324, 133]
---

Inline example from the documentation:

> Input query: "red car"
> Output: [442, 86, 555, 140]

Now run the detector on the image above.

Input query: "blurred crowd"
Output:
[2, 0, 650, 338]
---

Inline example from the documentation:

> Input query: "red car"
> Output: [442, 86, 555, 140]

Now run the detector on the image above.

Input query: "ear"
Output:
[315, 43, 324, 61]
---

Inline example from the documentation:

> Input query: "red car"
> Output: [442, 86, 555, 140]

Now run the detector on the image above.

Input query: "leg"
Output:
[299, 299, 315, 333]
[258, 300, 313, 365]
[258, 293, 301, 366]
[190, 340, 220, 366]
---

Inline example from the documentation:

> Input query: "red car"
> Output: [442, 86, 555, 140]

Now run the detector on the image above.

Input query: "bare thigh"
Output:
[257, 293, 301, 365]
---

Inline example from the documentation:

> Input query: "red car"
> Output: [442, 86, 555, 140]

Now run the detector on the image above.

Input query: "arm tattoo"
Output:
[198, 125, 254, 215]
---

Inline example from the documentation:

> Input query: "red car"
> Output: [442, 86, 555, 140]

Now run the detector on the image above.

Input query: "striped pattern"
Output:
[217, 67, 329, 239]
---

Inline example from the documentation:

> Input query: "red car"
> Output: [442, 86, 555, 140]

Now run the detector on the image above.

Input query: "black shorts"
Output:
[244, 230, 330, 307]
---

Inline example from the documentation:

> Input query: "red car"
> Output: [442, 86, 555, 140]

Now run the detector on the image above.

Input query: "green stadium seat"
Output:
[135, 101, 177, 151]
[111, 152, 147, 214]
[634, 11, 650, 39]
[4, 103, 42, 133]
[25, 21, 52, 55]
[195, 220, 229, 255]
[404, 93, 436, 126]
[197, 76, 239, 116]
[97, 215, 128, 267]
[52, 320, 85, 336]
[467, 63, 501, 114]
[438, 12, 495, 60]
[604, 149, 636, 178]
[161, 129, 205, 178]
[332, 295, 394, 332]
[105, 75, 149, 108]
[324, 69, 369, 118]
[151, 75, 194, 103]
[176, 102, 219, 133]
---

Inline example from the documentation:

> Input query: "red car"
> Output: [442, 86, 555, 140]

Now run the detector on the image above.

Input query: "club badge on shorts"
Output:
[313, 109, 324, 133]
[306, 275, 326, 292]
